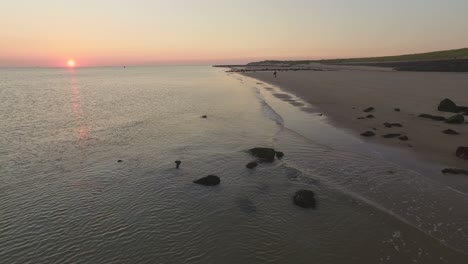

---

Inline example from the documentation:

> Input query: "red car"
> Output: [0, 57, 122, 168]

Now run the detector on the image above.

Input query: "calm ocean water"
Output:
[1, 66, 468, 263]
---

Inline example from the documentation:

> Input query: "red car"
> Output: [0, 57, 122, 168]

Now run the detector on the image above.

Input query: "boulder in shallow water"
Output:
[249, 148, 276, 162]
[419, 114, 446, 121]
[438, 98, 460, 113]
[246, 161, 258, 169]
[445, 114, 464, 124]
[361, 131, 376, 137]
[275, 151, 284, 159]
[442, 168, 468, 176]
[442, 129, 459, 135]
[293, 190, 317, 209]
[456, 147, 468, 160]
[193, 175, 220, 186]
[363, 107, 375, 113]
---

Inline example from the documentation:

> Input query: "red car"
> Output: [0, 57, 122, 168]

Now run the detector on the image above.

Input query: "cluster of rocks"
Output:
[184, 147, 316, 209]
[358, 107, 409, 142]
[438, 98, 468, 114]
[420, 99, 467, 163]
[358, 99, 468, 176]
[419, 99, 467, 124]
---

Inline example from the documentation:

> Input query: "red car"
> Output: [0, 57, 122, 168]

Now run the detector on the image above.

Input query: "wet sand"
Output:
[242, 68, 468, 170]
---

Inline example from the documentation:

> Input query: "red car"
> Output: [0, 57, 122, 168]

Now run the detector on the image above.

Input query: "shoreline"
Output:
[239, 67, 468, 171]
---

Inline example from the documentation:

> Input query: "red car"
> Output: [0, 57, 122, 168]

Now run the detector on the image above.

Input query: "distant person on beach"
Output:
[273, 71, 277, 78]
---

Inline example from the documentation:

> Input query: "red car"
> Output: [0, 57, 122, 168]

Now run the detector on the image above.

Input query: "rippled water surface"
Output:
[1, 66, 468, 263]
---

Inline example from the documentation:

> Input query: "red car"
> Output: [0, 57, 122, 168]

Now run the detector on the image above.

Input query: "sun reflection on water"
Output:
[69, 70, 89, 140]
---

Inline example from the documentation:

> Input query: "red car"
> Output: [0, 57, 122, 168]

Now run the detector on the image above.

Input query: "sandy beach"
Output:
[242, 66, 468, 170]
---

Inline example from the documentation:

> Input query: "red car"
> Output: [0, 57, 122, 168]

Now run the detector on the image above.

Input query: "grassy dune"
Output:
[321, 48, 468, 63]
[248, 48, 468, 66]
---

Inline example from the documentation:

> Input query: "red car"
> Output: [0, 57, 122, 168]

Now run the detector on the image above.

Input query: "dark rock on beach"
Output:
[399, 135, 409, 141]
[202, 115, 207, 118]
[394, 108, 401, 112]
[361, 131, 376, 137]
[249, 148, 276, 162]
[383, 122, 402, 128]
[456, 147, 468, 160]
[382, 133, 401, 139]
[443, 129, 459, 135]
[193, 175, 220, 186]
[275, 151, 285, 159]
[445, 114, 464, 124]
[246, 161, 258, 169]
[438, 98, 460, 113]
[442, 168, 468, 176]
[363, 107, 375, 112]
[293, 190, 317, 209]
[117, 160, 123, 163]
[366, 114, 375, 118]
[419, 114, 446, 121]
[357, 117, 365, 120]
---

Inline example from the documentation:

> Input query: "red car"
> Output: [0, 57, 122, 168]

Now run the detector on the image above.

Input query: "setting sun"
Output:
[67, 59, 76, 67]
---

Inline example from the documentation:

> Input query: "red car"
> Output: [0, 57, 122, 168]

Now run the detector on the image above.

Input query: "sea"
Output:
[1, 66, 468, 264]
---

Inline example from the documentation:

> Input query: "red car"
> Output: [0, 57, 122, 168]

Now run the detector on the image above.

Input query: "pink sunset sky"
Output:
[1, 0, 468, 67]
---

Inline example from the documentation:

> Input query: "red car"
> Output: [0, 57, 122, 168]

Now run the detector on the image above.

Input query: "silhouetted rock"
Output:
[442, 168, 468, 176]
[246, 161, 258, 169]
[175, 160, 181, 169]
[438, 98, 460, 113]
[363, 107, 375, 112]
[361, 131, 376, 137]
[419, 114, 446, 121]
[275, 151, 285, 159]
[117, 160, 123, 163]
[193, 175, 220, 186]
[202, 115, 207, 118]
[456, 147, 468, 160]
[382, 133, 401, 138]
[394, 108, 401, 112]
[249, 147, 276, 162]
[293, 190, 316, 209]
[445, 114, 464, 124]
[399, 135, 409, 141]
[366, 114, 375, 118]
[443, 129, 459, 135]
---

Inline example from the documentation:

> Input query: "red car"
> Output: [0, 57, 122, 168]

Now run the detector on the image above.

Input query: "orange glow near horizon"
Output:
[67, 59, 76, 67]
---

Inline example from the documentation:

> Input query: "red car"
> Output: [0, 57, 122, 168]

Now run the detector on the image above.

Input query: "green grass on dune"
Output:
[248, 48, 468, 65]
[320, 48, 468, 63]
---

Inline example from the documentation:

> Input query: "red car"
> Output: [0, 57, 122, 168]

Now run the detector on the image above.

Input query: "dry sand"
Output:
[242, 67, 468, 170]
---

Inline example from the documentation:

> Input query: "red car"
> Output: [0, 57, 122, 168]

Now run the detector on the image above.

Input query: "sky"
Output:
[1, 0, 468, 67]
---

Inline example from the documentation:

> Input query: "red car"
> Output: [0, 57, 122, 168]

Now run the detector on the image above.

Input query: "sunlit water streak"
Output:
[0, 66, 467, 264]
